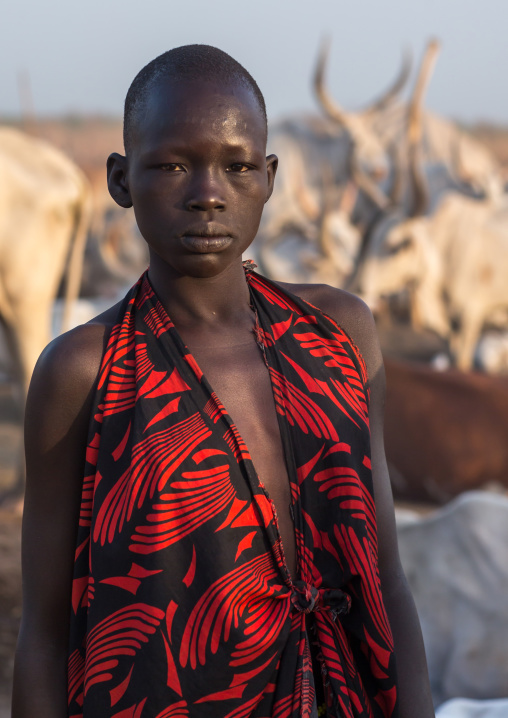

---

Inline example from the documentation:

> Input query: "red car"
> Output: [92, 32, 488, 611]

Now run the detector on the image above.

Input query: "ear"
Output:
[107, 153, 133, 208]
[264, 154, 278, 203]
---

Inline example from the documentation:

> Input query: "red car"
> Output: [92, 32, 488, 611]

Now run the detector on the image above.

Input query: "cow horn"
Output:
[363, 48, 413, 115]
[407, 38, 441, 217]
[293, 155, 321, 220]
[350, 150, 390, 210]
[313, 37, 350, 128]
[296, 182, 321, 221]
[387, 140, 406, 206]
[316, 165, 337, 258]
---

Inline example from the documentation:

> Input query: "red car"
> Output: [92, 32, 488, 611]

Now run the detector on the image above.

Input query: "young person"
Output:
[12, 45, 435, 717]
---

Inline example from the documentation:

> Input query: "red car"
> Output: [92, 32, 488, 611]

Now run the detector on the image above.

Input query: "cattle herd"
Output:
[252, 39, 508, 507]
[1, 39, 508, 500]
[0, 39, 508, 714]
[257, 39, 508, 372]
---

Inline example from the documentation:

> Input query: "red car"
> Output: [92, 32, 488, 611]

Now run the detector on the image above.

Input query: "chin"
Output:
[178, 253, 244, 279]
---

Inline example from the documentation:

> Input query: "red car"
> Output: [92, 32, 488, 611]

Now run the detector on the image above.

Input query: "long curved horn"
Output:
[387, 139, 406, 206]
[363, 48, 413, 115]
[314, 37, 391, 210]
[408, 39, 440, 147]
[407, 38, 441, 216]
[313, 37, 350, 128]
[350, 150, 390, 210]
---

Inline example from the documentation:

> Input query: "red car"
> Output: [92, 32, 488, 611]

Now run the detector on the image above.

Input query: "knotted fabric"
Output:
[291, 581, 351, 619]
[68, 267, 398, 717]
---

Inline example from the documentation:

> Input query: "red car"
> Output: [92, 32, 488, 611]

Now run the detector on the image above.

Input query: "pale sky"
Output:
[2, 0, 507, 124]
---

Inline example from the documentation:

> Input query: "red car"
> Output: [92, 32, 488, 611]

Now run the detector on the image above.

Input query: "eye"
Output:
[386, 236, 413, 255]
[158, 163, 185, 172]
[228, 163, 252, 173]
[396, 237, 413, 252]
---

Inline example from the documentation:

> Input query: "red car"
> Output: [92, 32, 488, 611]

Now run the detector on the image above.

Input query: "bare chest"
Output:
[187, 338, 297, 578]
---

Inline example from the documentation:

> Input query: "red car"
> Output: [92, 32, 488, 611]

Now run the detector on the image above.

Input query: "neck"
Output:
[147, 257, 252, 330]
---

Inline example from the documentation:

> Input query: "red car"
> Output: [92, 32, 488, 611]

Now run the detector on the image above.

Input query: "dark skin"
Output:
[12, 77, 435, 717]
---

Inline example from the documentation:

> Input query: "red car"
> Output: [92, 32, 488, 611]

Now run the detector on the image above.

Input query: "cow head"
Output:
[357, 217, 425, 307]
[313, 39, 411, 190]
[358, 215, 450, 338]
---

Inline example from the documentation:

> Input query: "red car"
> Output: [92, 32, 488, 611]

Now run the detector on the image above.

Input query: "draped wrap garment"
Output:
[68, 267, 398, 717]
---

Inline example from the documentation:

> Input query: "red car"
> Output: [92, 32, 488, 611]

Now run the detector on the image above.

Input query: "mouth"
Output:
[181, 228, 233, 253]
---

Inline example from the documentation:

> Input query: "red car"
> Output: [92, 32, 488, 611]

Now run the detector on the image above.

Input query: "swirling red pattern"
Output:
[68, 268, 397, 716]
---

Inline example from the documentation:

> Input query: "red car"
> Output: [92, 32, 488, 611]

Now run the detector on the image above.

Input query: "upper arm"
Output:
[346, 301, 403, 583]
[287, 283, 403, 582]
[21, 324, 106, 647]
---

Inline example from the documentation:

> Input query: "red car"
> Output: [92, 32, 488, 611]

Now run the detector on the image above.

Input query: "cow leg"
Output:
[0, 302, 52, 500]
[9, 300, 52, 399]
[0, 313, 24, 503]
[411, 282, 450, 339]
[0, 443, 27, 508]
[452, 310, 484, 371]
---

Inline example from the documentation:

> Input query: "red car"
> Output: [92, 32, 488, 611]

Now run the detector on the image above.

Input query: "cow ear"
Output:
[107, 153, 133, 209]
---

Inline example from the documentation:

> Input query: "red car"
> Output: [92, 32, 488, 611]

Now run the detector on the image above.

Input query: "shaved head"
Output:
[123, 44, 267, 154]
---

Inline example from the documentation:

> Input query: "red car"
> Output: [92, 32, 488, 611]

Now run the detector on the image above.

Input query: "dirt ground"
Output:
[0, 385, 23, 718]
[0, 508, 21, 718]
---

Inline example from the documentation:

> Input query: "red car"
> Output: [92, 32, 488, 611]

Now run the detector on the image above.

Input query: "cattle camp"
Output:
[2, 11, 508, 718]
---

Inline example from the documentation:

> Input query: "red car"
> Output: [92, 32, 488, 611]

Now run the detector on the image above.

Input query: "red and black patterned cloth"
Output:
[68, 267, 398, 717]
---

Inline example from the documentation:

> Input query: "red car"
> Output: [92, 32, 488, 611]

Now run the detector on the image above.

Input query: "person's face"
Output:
[108, 77, 277, 279]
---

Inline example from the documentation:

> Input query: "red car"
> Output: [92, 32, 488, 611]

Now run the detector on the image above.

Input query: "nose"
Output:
[184, 171, 226, 212]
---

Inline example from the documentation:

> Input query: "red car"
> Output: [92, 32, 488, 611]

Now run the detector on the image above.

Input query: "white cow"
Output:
[0, 127, 91, 398]
[254, 44, 407, 282]
[355, 39, 508, 371]
[256, 112, 387, 283]
[436, 698, 508, 718]
[358, 175, 508, 370]
[256, 40, 501, 290]
[397, 492, 508, 705]
[372, 106, 501, 206]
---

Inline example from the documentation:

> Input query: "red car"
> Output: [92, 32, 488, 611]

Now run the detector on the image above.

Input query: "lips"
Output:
[180, 228, 233, 254]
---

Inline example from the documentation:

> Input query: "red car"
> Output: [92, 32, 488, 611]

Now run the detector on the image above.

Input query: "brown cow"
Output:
[384, 358, 508, 503]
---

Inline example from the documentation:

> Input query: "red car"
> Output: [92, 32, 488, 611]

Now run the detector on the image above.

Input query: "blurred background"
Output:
[1, 1, 508, 716]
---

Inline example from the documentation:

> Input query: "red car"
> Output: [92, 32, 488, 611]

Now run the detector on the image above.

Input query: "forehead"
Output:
[131, 77, 266, 154]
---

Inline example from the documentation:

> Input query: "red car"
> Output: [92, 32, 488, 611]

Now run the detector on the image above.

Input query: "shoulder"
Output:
[34, 302, 120, 397]
[274, 280, 383, 386]
[25, 302, 122, 451]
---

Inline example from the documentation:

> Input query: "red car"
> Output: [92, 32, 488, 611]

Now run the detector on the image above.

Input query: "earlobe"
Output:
[265, 154, 278, 203]
[107, 153, 133, 209]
